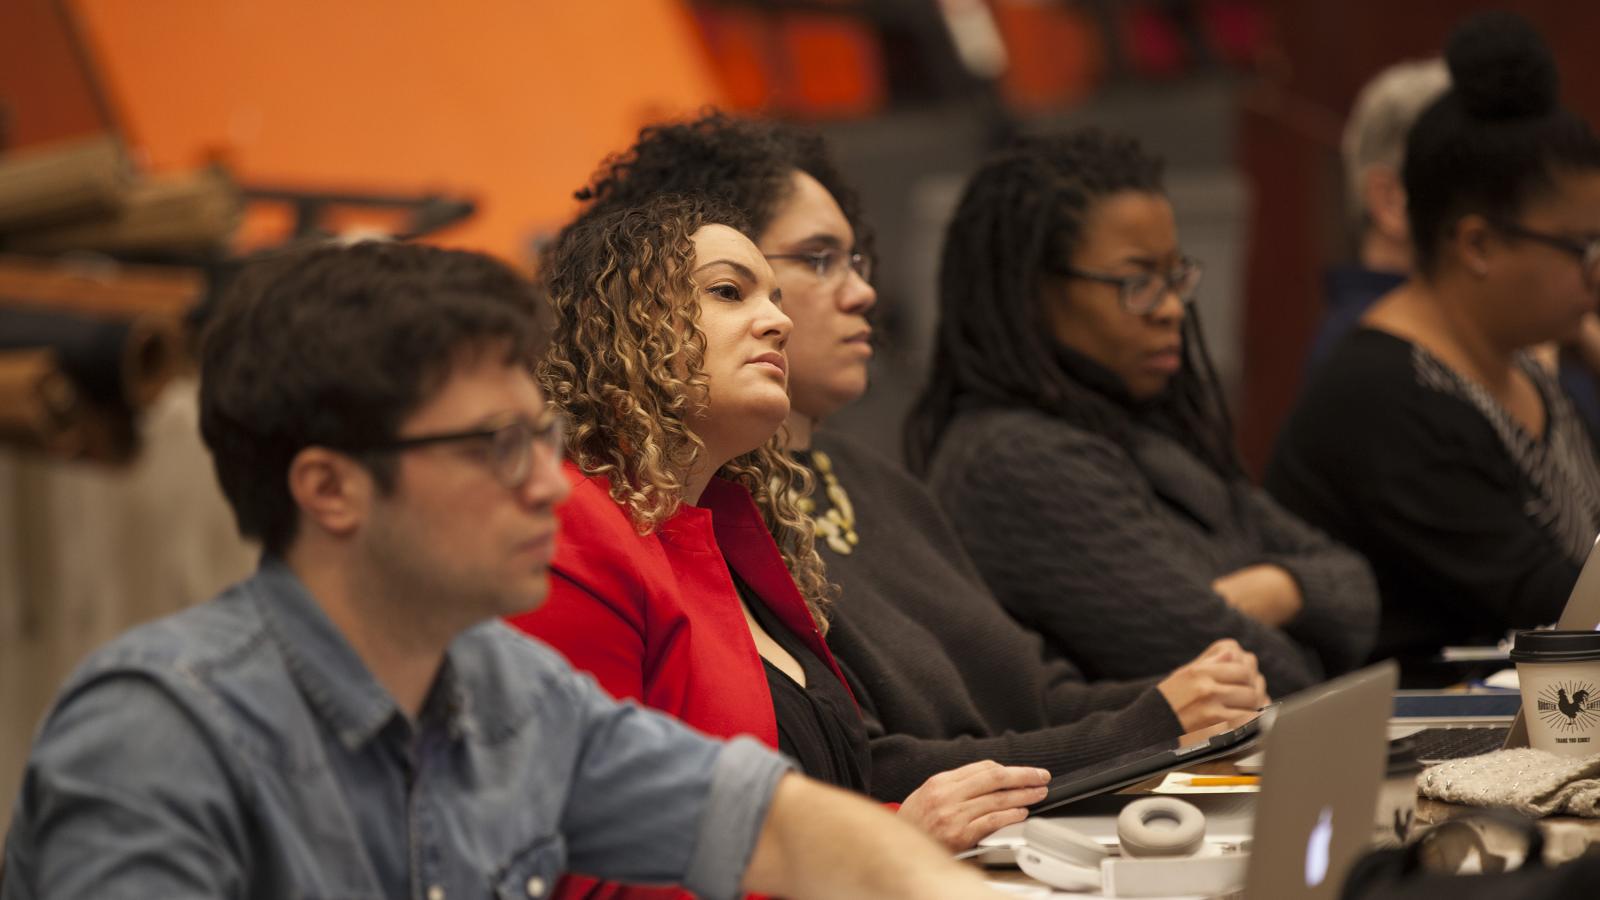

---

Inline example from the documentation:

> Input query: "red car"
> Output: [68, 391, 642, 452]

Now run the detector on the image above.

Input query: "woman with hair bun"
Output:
[908, 129, 1378, 697]
[1267, 11, 1600, 685]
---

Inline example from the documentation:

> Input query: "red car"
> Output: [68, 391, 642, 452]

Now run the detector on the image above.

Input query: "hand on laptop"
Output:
[1156, 639, 1271, 732]
[896, 760, 1052, 851]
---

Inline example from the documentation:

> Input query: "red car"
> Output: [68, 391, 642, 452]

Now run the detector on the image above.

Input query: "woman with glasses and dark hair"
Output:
[1266, 12, 1600, 685]
[907, 129, 1378, 696]
[547, 111, 1270, 815]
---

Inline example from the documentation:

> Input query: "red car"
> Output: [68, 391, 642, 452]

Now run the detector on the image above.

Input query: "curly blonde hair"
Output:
[539, 194, 836, 631]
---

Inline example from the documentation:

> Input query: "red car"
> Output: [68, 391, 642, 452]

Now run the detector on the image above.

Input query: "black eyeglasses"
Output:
[765, 248, 873, 285]
[1049, 256, 1203, 315]
[1497, 222, 1600, 287]
[356, 414, 565, 489]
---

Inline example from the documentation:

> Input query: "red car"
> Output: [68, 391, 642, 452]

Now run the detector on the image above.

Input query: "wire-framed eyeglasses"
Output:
[357, 414, 565, 489]
[1496, 222, 1600, 288]
[1050, 256, 1204, 315]
[765, 248, 873, 285]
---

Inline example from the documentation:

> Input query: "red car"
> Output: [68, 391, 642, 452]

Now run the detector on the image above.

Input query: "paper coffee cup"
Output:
[1509, 630, 1600, 757]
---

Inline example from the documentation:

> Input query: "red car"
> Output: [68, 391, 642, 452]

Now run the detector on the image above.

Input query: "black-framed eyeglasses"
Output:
[1496, 222, 1600, 287]
[765, 248, 873, 285]
[356, 414, 565, 489]
[1049, 255, 1203, 315]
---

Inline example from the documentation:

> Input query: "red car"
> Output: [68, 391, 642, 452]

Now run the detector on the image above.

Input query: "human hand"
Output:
[896, 760, 1051, 851]
[1213, 564, 1303, 627]
[742, 772, 1034, 899]
[1156, 639, 1270, 732]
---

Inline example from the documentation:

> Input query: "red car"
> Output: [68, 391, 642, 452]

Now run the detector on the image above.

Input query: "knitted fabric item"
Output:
[927, 405, 1379, 695]
[1417, 748, 1600, 818]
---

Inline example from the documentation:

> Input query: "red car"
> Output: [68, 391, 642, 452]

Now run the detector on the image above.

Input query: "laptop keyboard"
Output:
[1402, 726, 1510, 763]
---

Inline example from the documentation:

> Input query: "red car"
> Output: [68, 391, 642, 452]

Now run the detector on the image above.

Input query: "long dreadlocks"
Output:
[904, 129, 1242, 481]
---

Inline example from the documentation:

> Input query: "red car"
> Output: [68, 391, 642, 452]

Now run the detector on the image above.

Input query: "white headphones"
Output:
[1015, 797, 1247, 898]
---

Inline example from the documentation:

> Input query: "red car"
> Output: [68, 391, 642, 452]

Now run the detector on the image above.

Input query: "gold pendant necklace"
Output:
[794, 449, 859, 555]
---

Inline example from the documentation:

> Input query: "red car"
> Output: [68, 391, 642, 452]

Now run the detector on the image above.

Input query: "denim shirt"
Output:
[2, 559, 789, 900]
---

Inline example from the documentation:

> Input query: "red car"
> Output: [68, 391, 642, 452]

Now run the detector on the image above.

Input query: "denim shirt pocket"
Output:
[495, 834, 566, 900]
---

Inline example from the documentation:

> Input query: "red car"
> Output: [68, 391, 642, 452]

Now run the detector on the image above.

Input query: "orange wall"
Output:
[71, 0, 726, 263]
[0, 0, 108, 148]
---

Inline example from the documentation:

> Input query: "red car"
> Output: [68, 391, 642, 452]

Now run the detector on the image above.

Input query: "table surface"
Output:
[977, 754, 1600, 896]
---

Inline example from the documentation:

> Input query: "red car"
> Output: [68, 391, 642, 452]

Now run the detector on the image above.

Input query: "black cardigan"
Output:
[924, 402, 1378, 697]
[805, 433, 1182, 803]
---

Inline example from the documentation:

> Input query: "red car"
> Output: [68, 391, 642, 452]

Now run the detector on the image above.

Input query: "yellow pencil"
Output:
[1184, 776, 1260, 787]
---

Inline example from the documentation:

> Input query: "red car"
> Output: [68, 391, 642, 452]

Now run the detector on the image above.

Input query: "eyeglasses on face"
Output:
[765, 248, 873, 285]
[1496, 222, 1600, 288]
[357, 414, 565, 490]
[1050, 256, 1204, 315]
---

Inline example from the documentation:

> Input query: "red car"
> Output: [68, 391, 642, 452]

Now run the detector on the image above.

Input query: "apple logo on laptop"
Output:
[1304, 806, 1334, 887]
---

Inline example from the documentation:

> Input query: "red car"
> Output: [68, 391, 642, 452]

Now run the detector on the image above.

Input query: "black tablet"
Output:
[1027, 712, 1267, 816]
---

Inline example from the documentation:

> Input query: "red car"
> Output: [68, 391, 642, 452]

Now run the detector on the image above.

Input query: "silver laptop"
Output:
[979, 663, 1396, 896]
[1244, 661, 1397, 898]
[1390, 533, 1600, 762]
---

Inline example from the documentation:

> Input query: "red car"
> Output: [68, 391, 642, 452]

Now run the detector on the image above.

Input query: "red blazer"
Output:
[509, 464, 856, 900]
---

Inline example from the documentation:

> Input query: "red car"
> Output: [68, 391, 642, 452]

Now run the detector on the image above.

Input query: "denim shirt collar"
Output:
[252, 557, 468, 751]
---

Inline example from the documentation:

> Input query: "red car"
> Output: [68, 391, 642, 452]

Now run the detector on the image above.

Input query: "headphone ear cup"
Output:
[1018, 818, 1109, 892]
[1021, 817, 1111, 868]
[1117, 797, 1206, 858]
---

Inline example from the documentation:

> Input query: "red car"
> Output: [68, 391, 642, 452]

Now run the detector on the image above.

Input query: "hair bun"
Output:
[1445, 11, 1559, 120]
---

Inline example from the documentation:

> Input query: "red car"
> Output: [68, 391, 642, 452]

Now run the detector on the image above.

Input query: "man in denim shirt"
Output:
[2, 243, 1006, 899]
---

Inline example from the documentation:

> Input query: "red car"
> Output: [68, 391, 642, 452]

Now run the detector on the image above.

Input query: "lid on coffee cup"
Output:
[1509, 630, 1600, 663]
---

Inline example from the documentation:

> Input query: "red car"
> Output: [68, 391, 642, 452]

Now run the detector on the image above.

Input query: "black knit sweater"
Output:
[924, 405, 1379, 697]
[805, 433, 1182, 803]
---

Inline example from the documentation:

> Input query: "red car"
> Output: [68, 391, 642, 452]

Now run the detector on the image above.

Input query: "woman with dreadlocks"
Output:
[907, 130, 1378, 696]
[552, 110, 1268, 811]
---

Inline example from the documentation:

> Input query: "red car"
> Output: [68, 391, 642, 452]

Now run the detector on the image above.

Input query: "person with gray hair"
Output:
[1311, 55, 1600, 424]
[1342, 60, 1451, 273]
[1305, 58, 1448, 369]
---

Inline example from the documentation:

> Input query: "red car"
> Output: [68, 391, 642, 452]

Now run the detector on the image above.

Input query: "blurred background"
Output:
[3, 0, 1599, 834]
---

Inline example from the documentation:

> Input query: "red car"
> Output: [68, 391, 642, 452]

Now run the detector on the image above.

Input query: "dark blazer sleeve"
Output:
[862, 689, 1181, 803]
[1243, 484, 1379, 674]
[934, 418, 1324, 695]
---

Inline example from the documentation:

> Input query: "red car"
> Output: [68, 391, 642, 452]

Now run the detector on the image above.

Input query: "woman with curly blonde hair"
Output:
[511, 195, 1049, 874]
[537, 194, 834, 625]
